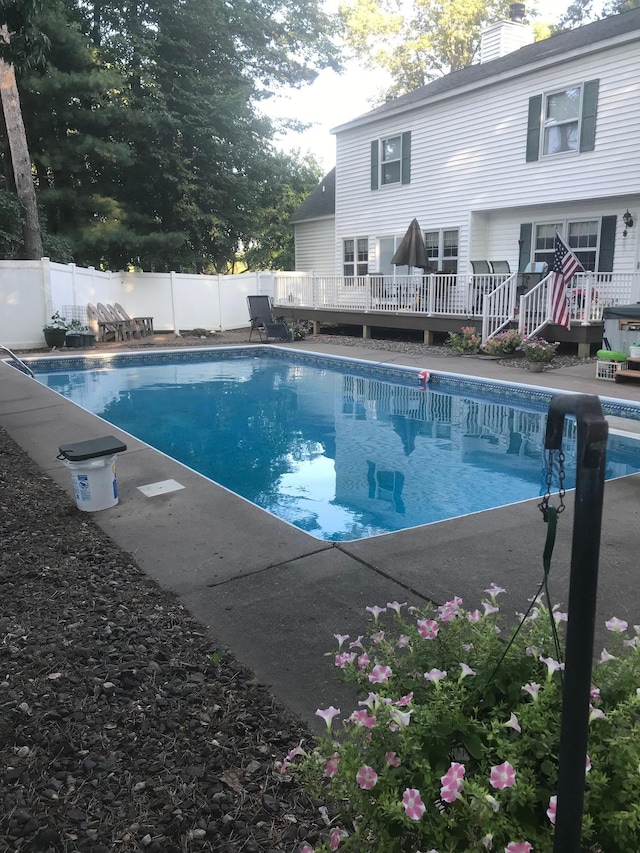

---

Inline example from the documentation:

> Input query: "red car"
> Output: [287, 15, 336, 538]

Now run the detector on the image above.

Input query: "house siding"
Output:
[332, 36, 640, 275]
[294, 218, 336, 275]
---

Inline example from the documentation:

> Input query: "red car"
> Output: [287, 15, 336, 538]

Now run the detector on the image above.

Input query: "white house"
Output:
[285, 6, 640, 350]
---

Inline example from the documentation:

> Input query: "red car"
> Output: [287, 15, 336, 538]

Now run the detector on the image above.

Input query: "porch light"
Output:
[623, 209, 634, 237]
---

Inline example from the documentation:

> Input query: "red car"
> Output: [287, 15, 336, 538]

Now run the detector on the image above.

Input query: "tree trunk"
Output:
[0, 25, 43, 259]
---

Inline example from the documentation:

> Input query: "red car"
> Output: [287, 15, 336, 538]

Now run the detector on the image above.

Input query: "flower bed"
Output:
[285, 589, 640, 852]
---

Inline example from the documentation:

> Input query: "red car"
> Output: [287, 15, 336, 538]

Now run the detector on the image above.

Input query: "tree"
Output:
[18, 0, 340, 271]
[340, 0, 521, 96]
[0, 0, 48, 258]
[558, 0, 638, 29]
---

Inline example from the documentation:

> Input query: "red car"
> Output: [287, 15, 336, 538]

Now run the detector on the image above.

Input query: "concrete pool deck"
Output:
[2, 340, 640, 731]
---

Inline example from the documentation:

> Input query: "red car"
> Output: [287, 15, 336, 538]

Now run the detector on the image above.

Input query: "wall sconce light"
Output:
[623, 209, 634, 237]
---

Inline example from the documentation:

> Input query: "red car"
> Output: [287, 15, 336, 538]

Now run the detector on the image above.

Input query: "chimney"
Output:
[479, 4, 534, 64]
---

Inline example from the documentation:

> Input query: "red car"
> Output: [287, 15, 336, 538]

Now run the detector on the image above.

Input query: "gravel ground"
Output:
[1, 328, 595, 853]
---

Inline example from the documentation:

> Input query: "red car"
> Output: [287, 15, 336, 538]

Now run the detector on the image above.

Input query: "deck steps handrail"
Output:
[481, 273, 518, 341]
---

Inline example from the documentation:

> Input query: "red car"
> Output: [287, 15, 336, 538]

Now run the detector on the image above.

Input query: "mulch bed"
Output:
[0, 429, 325, 853]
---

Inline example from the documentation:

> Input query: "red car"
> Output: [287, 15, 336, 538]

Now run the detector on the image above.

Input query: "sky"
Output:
[261, 0, 575, 171]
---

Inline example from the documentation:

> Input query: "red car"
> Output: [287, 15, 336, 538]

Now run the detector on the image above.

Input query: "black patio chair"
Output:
[247, 295, 291, 342]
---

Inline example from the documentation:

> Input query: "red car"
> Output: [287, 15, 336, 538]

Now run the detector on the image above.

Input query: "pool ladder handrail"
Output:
[0, 344, 35, 378]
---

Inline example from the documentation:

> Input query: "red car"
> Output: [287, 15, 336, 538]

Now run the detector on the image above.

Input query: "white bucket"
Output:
[62, 454, 119, 512]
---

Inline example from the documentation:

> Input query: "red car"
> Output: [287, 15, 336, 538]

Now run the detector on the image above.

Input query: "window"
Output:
[533, 221, 599, 271]
[526, 80, 599, 163]
[343, 238, 368, 277]
[370, 131, 411, 189]
[567, 221, 598, 271]
[543, 88, 581, 155]
[381, 137, 401, 185]
[424, 229, 459, 273]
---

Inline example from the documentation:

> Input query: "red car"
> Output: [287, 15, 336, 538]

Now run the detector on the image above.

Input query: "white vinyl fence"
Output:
[0, 259, 277, 349]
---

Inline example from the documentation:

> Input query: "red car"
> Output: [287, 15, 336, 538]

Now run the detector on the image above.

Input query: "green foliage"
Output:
[9, 0, 339, 271]
[481, 329, 524, 356]
[519, 337, 559, 363]
[289, 594, 640, 852]
[447, 325, 482, 354]
[339, 0, 516, 96]
[0, 188, 24, 256]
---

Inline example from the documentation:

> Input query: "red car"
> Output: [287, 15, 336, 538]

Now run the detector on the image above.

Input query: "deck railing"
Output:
[274, 272, 511, 317]
[276, 271, 640, 341]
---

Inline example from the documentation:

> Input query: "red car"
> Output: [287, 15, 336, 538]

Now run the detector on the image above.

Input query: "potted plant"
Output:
[42, 312, 69, 348]
[519, 336, 559, 372]
[65, 319, 85, 348]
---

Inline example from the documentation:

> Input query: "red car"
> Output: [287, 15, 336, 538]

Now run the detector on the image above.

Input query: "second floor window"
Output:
[543, 87, 580, 155]
[371, 131, 411, 189]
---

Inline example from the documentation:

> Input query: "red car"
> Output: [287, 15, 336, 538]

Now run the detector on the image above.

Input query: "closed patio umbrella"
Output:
[391, 218, 429, 269]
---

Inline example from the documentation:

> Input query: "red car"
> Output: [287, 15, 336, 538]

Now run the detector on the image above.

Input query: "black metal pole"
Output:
[546, 395, 608, 853]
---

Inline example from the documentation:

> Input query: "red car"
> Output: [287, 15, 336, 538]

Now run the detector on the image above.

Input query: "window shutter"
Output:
[401, 131, 411, 185]
[598, 215, 616, 272]
[580, 79, 599, 152]
[370, 140, 379, 190]
[526, 95, 542, 162]
[518, 223, 532, 272]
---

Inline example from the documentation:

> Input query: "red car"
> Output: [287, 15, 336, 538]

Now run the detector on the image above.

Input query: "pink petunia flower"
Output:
[356, 764, 378, 790]
[424, 668, 447, 683]
[490, 761, 516, 789]
[483, 601, 499, 616]
[365, 605, 386, 622]
[467, 609, 482, 622]
[485, 582, 506, 598]
[417, 619, 439, 639]
[505, 712, 521, 733]
[385, 751, 401, 767]
[315, 706, 341, 731]
[459, 662, 476, 678]
[540, 656, 565, 678]
[371, 631, 385, 644]
[324, 752, 340, 777]
[605, 616, 628, 633]
[402, 787, 426, 820]
[440, 761, 465, 803]
[522, 682, 541, 700]
[334, 633, 349, 648]
[369, 664, 392, 684]
[600, 648, 616, 662]
[586, 755, 592, 773]
[589, 707, 606, 722]
[350, 709, 377, 729]
[396, 634, 411, 648]
[438, 597, 463, 621]
[330, 827, 347, 851]
[358, 692, 379, 710]
[335, 652, 356, 668]
[348, 635, 364, 650]
[505, 844, 533, 853]
[300, 845, 314, 853]
[389, 707, 412, 728]
[547, 794, 557, 825]
[395, 692, 413, 706]
[386, 600, 407, 615]
[357, 653, 370, 669]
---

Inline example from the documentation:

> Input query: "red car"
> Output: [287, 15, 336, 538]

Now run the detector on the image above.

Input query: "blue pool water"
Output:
[32, 348, 640, 541]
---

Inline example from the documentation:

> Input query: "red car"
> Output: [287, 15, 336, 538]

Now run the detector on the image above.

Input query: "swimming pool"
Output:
[28, 346, 640, 541]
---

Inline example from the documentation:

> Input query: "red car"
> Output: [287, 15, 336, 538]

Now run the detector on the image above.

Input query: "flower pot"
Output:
[629, 345, 640, 359]
[43, 328, 67, 348]
[65, 333, 84, 348]
[82, 333, 96, 347]
[528, 361, 545, 372]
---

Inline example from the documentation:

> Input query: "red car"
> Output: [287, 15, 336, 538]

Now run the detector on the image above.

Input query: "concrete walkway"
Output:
[2, 342, 640, 731]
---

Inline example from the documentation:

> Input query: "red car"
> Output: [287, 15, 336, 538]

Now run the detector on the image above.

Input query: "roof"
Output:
[333, 7, 640, 133]
[289, 168, 335, 224]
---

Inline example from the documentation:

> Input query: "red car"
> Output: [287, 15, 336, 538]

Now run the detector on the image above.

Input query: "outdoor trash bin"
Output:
[58, 435, 127, 512]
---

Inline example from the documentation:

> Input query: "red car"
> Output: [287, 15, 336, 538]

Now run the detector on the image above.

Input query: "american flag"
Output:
[550, 232, 583, 329]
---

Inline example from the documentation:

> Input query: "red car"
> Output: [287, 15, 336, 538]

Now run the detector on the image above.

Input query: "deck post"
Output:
[362, 324, 371, 339]
[312, 320, 321, 335]
[423, 329, 434, 344]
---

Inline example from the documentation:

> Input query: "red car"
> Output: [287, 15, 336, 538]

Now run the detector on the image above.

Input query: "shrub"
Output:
[285, 591, 640, 852]
[482, 329, 524, 356]
[447, 326, 481, 355]
[519, 338, 559, 364]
